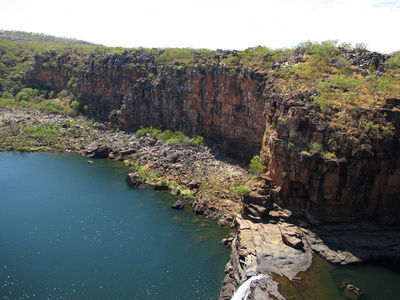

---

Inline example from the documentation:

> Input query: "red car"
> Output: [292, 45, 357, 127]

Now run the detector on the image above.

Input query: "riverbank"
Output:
[2, 107, 400, 300]
[0, 107, 249, 222]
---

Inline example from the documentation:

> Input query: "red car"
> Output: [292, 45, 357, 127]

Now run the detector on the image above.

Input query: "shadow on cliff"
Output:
[277, 208, 400, 264]
[205, 137, 254, 168]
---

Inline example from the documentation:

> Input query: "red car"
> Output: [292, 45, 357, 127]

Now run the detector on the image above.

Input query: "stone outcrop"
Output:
[301, 215, 400, 264]
[190, 199, 216, 217]
[221, 207, 400, 299]
[21, 48, 400, 299]
[171, 200, 184, 209]
[263, 92, 400, 218]
[242, 175, 277, 222]
[220, 215, 313, 300]
[125, 172, 144, 188]
[84, 141, 111, 158]
[338, 48, 389, 73]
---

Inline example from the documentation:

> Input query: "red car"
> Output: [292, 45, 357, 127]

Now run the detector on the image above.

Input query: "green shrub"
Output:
[136, 127, 200, 148]
[70, 100, 79, 109]
[297, 40, 338, 59]
[39, 100, 65, 114]
[180, 189, 195, 200]
[0, 97, 15, 107]
[249, 155, 266, 175]
[386, 54, 400, 69]
[190, 135, 204, 147]
[167, 137, 181, 146]
[58, 89, 69, 98]
[235, 185, 251, 196]
[136, 126, 161, 138]
[137, 166, 150, 182]
[309, 142, 323, 154]
[15, 88, 39, 102]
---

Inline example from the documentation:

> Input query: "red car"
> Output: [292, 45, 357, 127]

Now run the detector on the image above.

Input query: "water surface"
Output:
[0, 152, 231, 299]
[278, 249, 400, 300]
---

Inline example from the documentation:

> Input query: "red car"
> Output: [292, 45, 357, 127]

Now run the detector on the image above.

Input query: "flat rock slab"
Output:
[221, 215, 400, 299]
[220, 215, 313, 299]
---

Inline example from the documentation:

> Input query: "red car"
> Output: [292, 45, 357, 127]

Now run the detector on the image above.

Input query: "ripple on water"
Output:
[0, 152, 230, 299]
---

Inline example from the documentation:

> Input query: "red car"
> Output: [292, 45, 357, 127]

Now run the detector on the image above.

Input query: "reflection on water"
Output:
[277, 254, 400, 300]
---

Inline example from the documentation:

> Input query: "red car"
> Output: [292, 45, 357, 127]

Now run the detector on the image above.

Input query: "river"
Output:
[1, 152, 400, 300]
[0, 152, 231, 299]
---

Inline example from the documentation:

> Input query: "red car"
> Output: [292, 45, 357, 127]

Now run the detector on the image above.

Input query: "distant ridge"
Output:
[0, 30, 99, 46]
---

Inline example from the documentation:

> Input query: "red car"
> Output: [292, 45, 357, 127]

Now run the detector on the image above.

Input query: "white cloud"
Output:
[0, 0, 399, 52]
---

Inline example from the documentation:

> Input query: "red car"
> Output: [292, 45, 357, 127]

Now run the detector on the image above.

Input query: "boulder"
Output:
[126, 172, 143, 188]
[221, 236, 234, 246]
[171, 200, 184, 210]
[242, 192, 274, 221]
[119, 149, 136, 156]
[188, 180, 200, 189]
[170, 189, 180, 196]
[343, 280, 364, 300]
[218, 217, 230, 227]
[84, 142, 111, 158]
[190, 199, 214, 216]
[153, 185, 169, 191]
[281, 232, 304, 250]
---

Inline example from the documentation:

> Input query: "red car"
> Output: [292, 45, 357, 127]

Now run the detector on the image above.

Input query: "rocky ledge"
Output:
[220, 215, 313, 299]
[220, 202, 400, 299]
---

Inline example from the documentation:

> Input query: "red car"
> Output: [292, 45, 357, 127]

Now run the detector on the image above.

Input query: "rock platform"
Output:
[220, 209, 400, 299]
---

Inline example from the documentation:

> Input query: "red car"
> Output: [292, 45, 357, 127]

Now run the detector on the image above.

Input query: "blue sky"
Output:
[0, 0, 398, 53]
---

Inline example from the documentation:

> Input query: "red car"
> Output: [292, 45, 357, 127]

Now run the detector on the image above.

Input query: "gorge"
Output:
[2, 36, 400, 299]
[26, 45, 400, 219]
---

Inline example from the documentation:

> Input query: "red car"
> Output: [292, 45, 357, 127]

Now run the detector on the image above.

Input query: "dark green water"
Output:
[0, 152, 231, 299]
[290, 254, 400, 300]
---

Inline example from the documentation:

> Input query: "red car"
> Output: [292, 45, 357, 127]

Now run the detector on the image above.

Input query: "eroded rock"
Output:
[171, 200, 184, 210]
[84, 142, 112, 158]
[220, 215, 313, 299]
[126, 172, 143, 188]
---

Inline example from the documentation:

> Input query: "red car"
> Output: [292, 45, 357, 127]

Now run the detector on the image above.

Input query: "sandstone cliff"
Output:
[260, 92, 400, 218]
[13, 41, 400, 300]
[26, 47, 400, 218]
[27, 50, 266, 159]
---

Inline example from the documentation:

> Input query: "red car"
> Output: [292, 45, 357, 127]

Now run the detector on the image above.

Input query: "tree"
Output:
[249, 155, 266, 176]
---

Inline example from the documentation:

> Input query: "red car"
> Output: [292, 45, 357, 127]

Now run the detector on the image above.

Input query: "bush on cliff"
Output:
[135, 127, 204, 148]
[235, 185, 251, 196]
[249, 155, 266, 176]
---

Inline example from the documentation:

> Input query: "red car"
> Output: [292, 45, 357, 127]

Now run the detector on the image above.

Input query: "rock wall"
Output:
[27, 50, 400, 218]
[27, 51, 267, 159]
[261, 92, 400, 218]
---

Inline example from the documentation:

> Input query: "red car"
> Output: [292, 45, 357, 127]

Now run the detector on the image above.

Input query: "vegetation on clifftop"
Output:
[1, 32, 399, 115]
[1, 31, 400, 220]
[1, 31, 399, 161]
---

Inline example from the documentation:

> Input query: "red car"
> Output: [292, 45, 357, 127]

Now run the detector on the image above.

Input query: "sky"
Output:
[0, 0, 399, 53]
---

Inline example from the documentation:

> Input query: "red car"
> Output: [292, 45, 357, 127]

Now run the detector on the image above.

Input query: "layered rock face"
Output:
[24, 47, 400, 300]
[27, 51, 266, 159]
[27, 49, 400, 217]
[261, 92, 400, 218]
